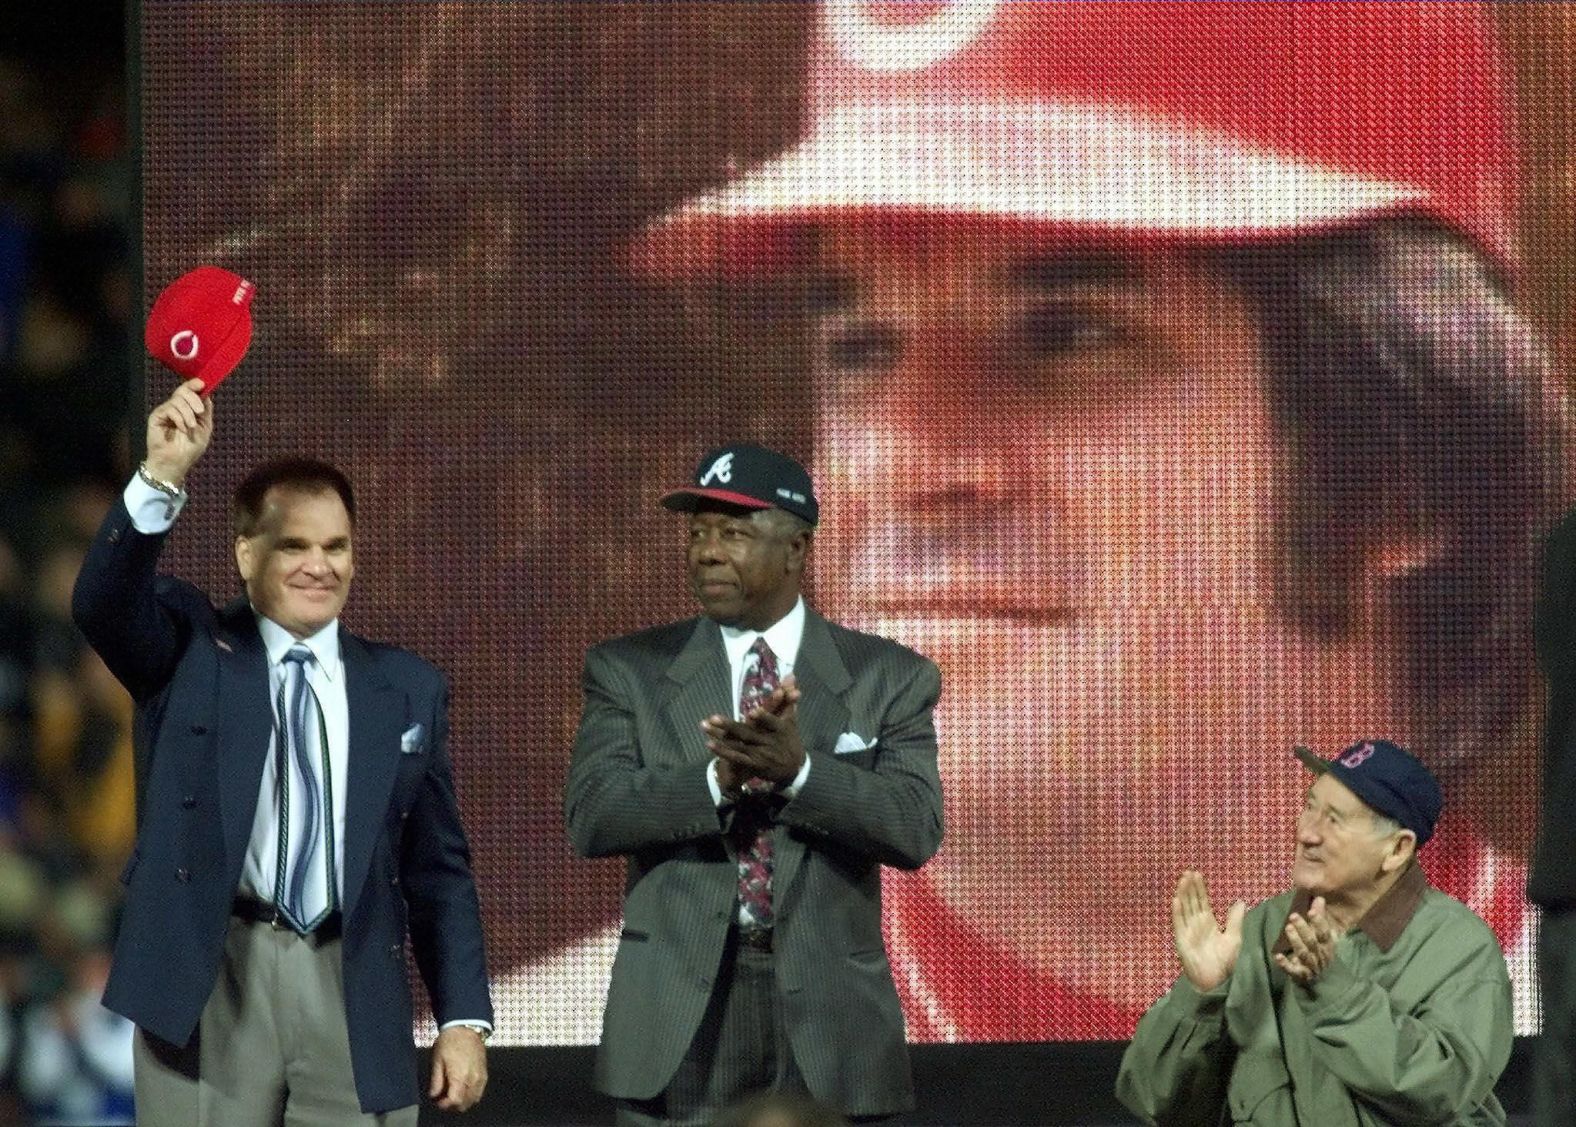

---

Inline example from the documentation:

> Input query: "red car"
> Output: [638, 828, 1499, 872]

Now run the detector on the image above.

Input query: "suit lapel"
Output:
[790, 610, 852, 761]
[340, 630, 404, 919]
[773, 610, 851, 902]
[660, 618, 732, 769]
[215, 602, 274, 871]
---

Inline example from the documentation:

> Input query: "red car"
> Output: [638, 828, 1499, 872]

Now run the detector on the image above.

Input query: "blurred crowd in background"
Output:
[1, 2, 139, 1122]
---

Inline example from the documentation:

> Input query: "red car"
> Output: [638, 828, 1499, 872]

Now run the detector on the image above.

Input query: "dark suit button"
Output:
[108, 529, 121, 544]
[190, 724, 207, 735]
[175, 868, 190, 882]
[389, 943, 402, 957]
[390, 875, 400, 888]
[399, 810, 409, 821]
[181, 795, 196, 809]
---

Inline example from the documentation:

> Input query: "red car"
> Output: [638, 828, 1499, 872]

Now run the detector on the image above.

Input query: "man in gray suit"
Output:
[565, 443, 943, 1126]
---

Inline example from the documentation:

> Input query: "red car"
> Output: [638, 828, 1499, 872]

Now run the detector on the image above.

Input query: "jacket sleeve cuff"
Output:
[1299, 954, 1360, 1011]
[124, 474, 187, 531]
[1168, 974, 1230, 1019]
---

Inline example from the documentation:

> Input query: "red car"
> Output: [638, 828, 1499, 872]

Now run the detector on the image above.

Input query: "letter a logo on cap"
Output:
[700, 452, 735, 486]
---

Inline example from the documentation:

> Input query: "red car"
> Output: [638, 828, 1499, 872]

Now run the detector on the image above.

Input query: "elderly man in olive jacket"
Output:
[1117, 740, 1510, 1125]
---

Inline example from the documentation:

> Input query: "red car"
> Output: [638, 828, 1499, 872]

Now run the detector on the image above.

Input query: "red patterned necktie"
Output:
[734, 637, 778, 928]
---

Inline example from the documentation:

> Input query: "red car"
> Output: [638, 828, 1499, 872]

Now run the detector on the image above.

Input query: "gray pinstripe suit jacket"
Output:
[564, 608, 943, 1116]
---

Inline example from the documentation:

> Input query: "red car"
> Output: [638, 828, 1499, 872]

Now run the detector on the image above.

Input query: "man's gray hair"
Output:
[1369, 811, 1403, 840]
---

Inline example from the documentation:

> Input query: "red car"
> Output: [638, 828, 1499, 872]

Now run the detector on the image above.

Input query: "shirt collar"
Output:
[719, 597, 806, 669]
[255, 614, 341, 680]
[1277, 860, 1429, 954]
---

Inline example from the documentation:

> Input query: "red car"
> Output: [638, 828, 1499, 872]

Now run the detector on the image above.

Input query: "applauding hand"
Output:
[703, 674, 806, 787]
[1171, 870, 1245, 993]
[1275, 896, 1340, 985]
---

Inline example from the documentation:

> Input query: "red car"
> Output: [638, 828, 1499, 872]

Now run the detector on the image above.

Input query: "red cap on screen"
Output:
[632, 1, 1514, 277]
[145, 266, 257, 394]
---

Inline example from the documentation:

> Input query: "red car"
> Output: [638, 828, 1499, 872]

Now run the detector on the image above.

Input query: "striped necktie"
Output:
[275, 644, 337, 932]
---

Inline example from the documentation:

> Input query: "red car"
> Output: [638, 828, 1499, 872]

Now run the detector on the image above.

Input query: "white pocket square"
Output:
[833, 732, 877, 754]
[400, 723, 427, 755]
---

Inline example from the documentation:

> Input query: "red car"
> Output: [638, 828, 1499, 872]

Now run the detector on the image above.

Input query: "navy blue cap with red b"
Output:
[1294, 739, 1443, 846]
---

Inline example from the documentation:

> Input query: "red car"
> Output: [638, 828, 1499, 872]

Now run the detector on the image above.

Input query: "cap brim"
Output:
[193, 316, 253, 397]
[631, 99, 1422, 279]
[660, 487, 774, 513]
[1293, 746, 1333, 774]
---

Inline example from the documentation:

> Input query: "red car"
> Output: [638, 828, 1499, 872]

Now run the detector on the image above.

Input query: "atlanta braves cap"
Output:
[145, 265, 256, 395]
[1294, 739, 1443, 847]
[661, 443, 820, 526]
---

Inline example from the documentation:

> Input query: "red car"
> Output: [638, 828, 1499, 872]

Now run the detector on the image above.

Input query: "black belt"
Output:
[232, 897, 342, 940]
[734, 924, 773, 952]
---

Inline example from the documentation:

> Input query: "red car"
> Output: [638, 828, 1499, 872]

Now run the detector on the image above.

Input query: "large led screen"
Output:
[139, 2, 1576, 1044]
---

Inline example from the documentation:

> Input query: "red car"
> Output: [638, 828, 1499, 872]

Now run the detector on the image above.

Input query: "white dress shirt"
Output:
[123, 473, 188, 532]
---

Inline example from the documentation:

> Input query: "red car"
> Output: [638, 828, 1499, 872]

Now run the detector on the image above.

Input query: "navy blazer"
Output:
[72, 499, 492, 1113]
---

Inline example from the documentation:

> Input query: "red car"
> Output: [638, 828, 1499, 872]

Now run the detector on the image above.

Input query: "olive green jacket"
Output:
[1116, 865, 1511, 1125]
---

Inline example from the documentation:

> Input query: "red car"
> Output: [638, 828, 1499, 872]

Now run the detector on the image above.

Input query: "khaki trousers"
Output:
[133, 915, 418, 1127]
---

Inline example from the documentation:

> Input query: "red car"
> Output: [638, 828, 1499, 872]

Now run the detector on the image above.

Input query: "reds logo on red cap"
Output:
[144, 265, 257, 395]
[634, 1, 1513, 278]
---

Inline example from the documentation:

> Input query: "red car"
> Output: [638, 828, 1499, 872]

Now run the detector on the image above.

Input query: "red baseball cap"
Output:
[145, 266, 257, 394]
[632, 1, 1514, 278]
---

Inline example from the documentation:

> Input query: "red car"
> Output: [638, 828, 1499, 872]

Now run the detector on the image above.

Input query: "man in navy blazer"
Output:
[72, 378, 492, 1124]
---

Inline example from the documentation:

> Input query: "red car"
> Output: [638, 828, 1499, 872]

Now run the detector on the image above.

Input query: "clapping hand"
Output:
[1172, 870, 1246, 993]
[706, 675, 805, 790]
[1274, 896, 1340, 984]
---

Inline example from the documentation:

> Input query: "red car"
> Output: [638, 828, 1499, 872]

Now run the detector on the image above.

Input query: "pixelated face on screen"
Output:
[807, 225, 1411, 991]
[140, 0, 1570, 1043]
